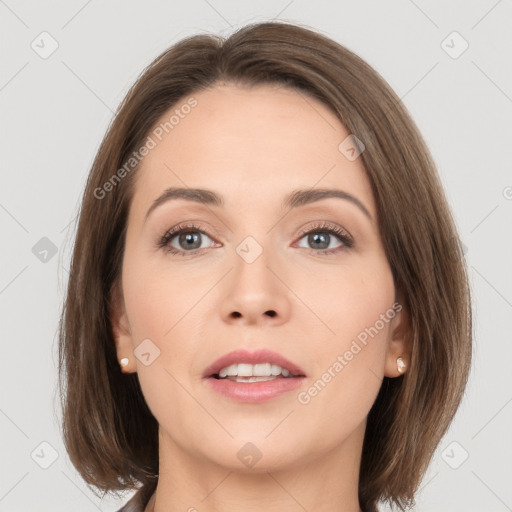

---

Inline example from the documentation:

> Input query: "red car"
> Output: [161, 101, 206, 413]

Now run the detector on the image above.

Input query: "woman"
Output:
[58, 21, 472, 512]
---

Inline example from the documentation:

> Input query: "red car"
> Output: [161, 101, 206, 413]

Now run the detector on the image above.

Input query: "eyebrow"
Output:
[144, 186, 372, 222]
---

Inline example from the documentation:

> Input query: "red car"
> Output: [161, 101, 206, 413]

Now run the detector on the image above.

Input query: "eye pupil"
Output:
[180, 232, 201, 250]
[309, 233, 329, 249]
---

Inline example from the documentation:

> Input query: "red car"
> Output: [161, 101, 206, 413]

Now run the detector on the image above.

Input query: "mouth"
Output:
[203, 349, 306, 381]
[210, 362, 301, 382]
[203, 349, 307, 403]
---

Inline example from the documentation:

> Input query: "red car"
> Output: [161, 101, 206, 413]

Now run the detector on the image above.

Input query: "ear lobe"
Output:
[384, 297, 411, 378]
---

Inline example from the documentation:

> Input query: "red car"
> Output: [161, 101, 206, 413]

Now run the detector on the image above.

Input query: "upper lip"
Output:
[203, 349, 306, 378]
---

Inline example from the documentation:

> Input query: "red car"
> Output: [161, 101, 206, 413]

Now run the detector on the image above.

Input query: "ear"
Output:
[108, 281, 136, 374]
[383, 291, 411, 378]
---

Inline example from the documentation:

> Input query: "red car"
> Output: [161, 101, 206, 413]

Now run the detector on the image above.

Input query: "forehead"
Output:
[130, 83, 375, 219]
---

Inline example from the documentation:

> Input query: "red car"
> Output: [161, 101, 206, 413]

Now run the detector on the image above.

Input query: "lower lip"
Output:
[205, 376, 305, 403]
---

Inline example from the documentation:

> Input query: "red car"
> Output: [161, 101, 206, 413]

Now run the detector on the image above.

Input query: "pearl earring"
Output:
[397, 357, 406, 374]
[120, 357, 129, 368]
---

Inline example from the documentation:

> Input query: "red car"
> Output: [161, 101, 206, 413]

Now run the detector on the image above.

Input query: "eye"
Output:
[156, 221, 354, 257]
[295, 221, 354, 255]
[157, 223, 218, 256]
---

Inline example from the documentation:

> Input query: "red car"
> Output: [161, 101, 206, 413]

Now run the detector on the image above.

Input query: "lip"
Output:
[205, 375, 306, 403]
[202, 349, 306, 379]
[202, 349, 307, 404]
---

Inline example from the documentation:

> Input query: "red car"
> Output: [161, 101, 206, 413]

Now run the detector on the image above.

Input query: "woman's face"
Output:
[113, 83, 407, 472]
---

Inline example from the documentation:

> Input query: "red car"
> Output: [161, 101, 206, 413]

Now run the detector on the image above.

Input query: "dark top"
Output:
[115, 480, 157, 512]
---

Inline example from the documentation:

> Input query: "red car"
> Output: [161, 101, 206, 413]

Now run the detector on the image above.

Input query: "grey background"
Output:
[1, 1, 511, 511]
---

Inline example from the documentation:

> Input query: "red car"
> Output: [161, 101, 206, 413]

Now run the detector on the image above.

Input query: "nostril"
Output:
[265, 310, 276, 317]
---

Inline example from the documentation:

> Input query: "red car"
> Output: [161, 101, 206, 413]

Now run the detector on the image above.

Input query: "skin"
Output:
[111, 83, 410, 512]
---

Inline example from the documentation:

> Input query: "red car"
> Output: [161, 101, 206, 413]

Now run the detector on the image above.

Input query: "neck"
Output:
[148, 424, 365, 512]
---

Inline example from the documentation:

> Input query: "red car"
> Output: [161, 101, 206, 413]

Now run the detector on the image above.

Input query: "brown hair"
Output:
[57, 20, 472, 512]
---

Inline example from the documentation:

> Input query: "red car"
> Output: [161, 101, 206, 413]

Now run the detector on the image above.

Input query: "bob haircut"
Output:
[58, 20, 472, 512]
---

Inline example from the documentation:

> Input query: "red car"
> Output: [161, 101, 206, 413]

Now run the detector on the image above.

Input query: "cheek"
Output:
[121, 250, 208, 386]
[121, 251, 204, 342]
[302, 256, 395, 345]
[299, 257, 395, 400]
[121, 261, 199, 427]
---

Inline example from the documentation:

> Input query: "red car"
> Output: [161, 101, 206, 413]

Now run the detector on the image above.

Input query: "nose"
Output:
[219, 243, 291, 327]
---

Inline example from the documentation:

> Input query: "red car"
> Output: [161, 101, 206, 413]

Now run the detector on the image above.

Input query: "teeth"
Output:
[217, 363, 293, 378]
[232, 376, 278, 383]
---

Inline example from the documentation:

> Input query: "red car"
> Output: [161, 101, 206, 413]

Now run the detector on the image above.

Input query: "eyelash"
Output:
[156, 221, 354, 256]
